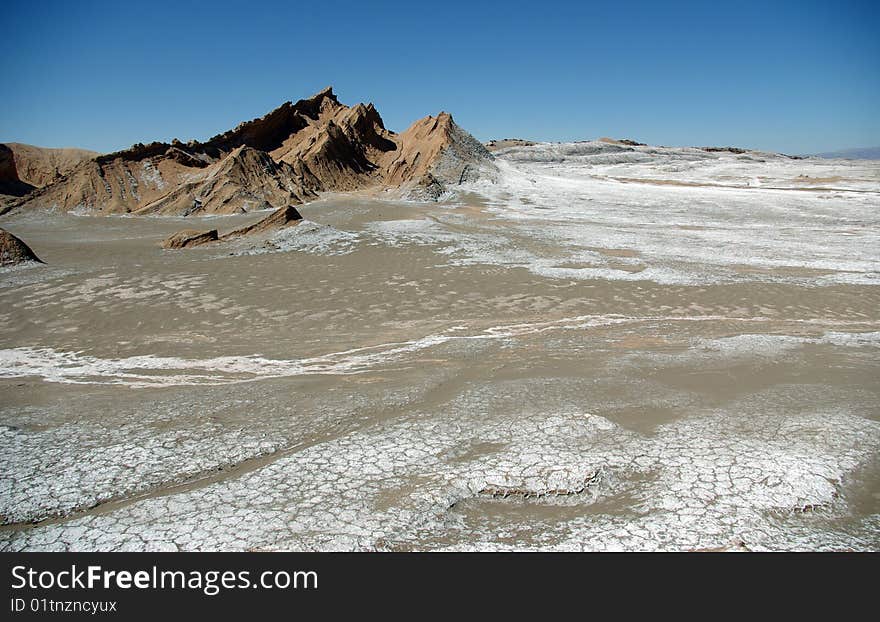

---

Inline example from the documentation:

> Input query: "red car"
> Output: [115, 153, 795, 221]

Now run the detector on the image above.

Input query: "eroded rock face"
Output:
[700, 146, 748, 154]
[0, 145, 35, 206]
[160, 229, 219, 250]
[1, 143, 98, 212]
[12, 87, 495, 215]
[162, 205, 304, 249]
[140, 146, 316, 216]
[485, 138, 537, 151]
[0, 228, 43, 265]
[597, 137, 646, 147]
[1, 143, 97, 189]
[383, 112, 496, 199]
[223, 205, 303, 239]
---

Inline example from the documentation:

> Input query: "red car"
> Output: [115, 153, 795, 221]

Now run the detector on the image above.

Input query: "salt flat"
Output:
[1, 142, 878, 551]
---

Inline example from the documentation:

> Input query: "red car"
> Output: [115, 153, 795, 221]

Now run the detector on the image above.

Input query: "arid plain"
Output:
[1, 93, 878, 550]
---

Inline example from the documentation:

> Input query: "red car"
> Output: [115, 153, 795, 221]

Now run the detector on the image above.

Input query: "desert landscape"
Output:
[1, 87, 878, 551]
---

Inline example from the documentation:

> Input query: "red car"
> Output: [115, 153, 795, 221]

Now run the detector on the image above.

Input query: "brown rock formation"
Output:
[10, 87, 495, 216]
[160, 229, 219, 249]
[386, 112, 468, 184]
[1, 143, 98, 211]
[1, 143, 97, 188]
[0, 145, 35, 201]
[223, 205, 303, 239]
[485, 138, 537, 151]
[382, 112, 493, 198]
[137, 146, 317, 216]
[162, 205, 303, 249]
[700, 146, 748, 154]
[0, 228, 43, 265]
[598, 137, 646, 147]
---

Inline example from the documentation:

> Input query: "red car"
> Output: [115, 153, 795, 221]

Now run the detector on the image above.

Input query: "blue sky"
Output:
[2, 0, 878, 154]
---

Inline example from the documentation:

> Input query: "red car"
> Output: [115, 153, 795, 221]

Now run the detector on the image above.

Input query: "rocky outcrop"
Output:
[1, 143, 97, 188]
[160, 229, 219, 250]
[223, 205, 303, 239]
[0, 145, 35, 201]
[700, 146, 748, 154]
[19, 139, 322, 216]
[382, 112, 496, 199]
[10, 87, 495, 216]
[136, 146, 318, 216]
[162, 205, 303, 249]
[0, 228, 43, 265]
[266, 92, 399, 191]
[1, 143, 98, 212]
[486, 138, 537, 151]
[598, 137, 646, 147]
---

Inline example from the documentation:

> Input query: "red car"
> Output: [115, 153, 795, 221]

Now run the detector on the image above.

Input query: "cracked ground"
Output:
[1, 148, 879, 551]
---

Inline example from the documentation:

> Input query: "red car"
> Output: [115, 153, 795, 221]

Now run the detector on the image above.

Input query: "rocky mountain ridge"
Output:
[2, 87, 496, 216]
[0, 144, 97, 207]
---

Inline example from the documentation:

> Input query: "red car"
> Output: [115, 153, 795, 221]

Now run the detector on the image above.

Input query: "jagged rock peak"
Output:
[95, 141, 168, 164]
[10, 86, 496, 216]
[98, 87, 343, 165]
[298, 85, 337, 106]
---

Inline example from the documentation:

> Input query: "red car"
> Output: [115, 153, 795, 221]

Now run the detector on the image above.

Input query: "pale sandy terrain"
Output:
[0, 141, 877, 551]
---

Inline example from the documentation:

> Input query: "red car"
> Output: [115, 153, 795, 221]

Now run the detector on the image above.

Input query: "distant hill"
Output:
[813, 146, 880, 160]
[1, 143, 97, 205]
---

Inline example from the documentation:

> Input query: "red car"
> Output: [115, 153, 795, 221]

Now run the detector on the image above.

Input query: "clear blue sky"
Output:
[2, 0, 878, 155]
